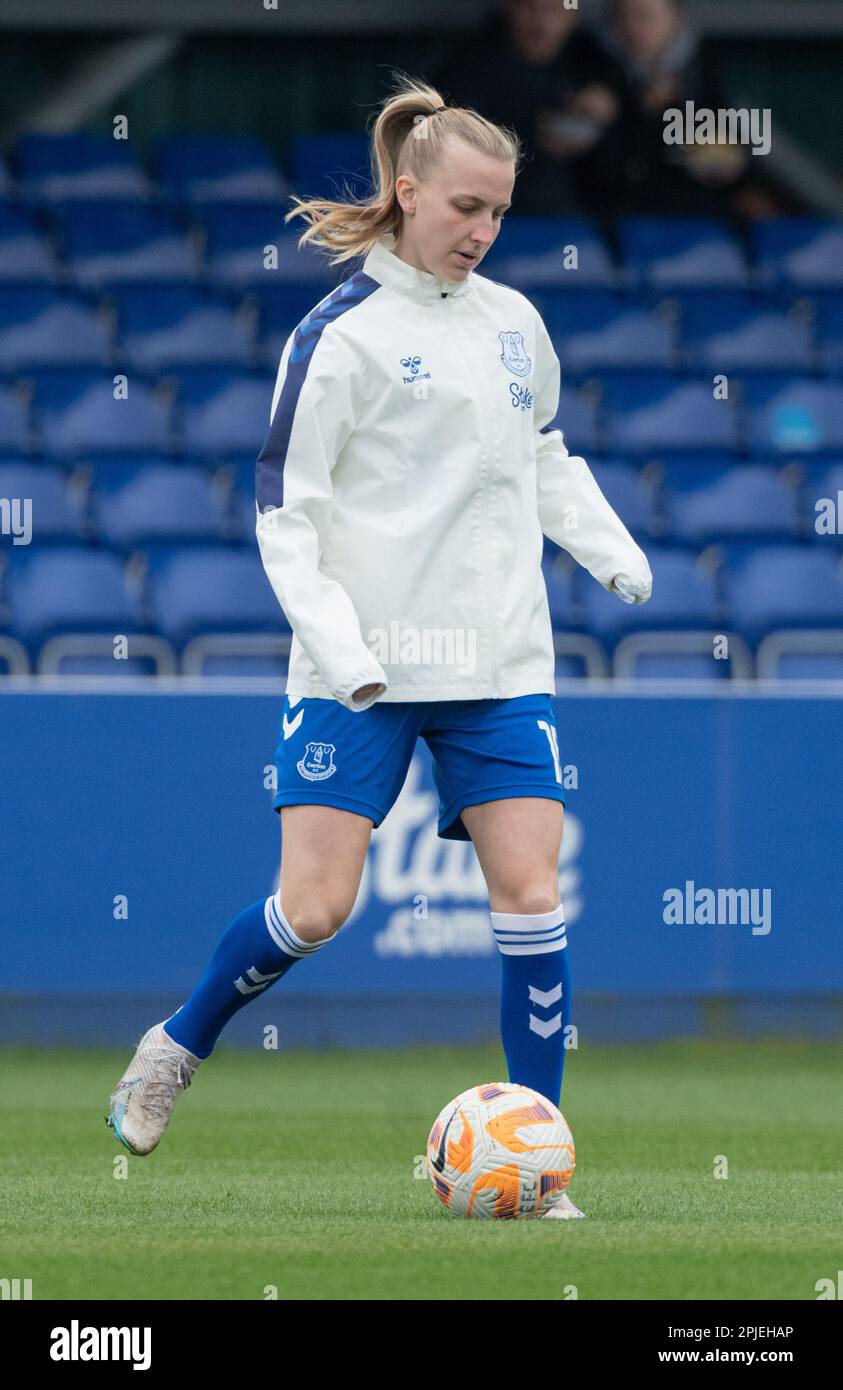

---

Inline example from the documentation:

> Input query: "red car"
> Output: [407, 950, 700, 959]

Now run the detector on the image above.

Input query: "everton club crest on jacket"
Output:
[256, 232, 652, 711]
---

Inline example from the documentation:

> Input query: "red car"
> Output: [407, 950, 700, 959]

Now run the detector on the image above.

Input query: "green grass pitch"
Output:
[1, 1038, 840, 1300]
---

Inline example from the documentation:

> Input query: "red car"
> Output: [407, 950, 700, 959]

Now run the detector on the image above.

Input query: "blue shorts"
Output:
[273, 693, 566, 841]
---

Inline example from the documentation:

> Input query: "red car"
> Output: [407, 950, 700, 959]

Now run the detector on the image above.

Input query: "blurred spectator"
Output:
[561, 0, 786, 217]
[433, 0, 611, 215]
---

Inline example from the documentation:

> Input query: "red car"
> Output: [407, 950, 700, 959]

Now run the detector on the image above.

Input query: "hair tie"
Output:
[431, 106, 447, 114]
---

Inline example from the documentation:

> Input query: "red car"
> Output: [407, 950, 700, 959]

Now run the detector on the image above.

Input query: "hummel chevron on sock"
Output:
[163, 892, 336, 1060]
[491, 903, 571, 1108]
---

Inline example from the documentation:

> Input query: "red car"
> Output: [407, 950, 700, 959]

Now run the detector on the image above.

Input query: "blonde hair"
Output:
[285, 72, 522, 266]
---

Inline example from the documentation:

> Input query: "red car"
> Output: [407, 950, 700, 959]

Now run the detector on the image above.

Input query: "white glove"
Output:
[610, 573, 652, 605]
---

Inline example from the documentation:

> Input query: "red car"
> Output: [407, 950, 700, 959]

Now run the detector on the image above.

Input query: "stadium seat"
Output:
[290, 133, 372, 201]
[741, 377, 843, 454]
[16, 133, 150, 202]
[251, 282, 332, 366]
[0, 287, 112, 368]
[661, 461, 801, 541]
[201, 206, 338, 288]
[0, 201, 58, 280]
[92, 461, 232, 547]
[675, 291, 815, 373]
[108, 285, 255, 370]
[7, 547, 145, 649]
[181, 631, 292, 676]
[172, 371, 274, 456]
[617, 217, 749, 290]
[814, 293, 843, 373]
[155, 135, 287, 203]
[31, 371, 172, 457]
[545, 291, 676, 373]
[588, 459, 660, 536]
[753, 219, 843, 291]
[0, 634, 30, 674]
[0, 386, 32, 452]
[724, 545, 843, 640]
[541, 383, 600, 453]
[36, 633, 177, 677]
[480, 216, 617, 288]
[552, 632, 609, 680]
[577, 546, 721, 638]
[613, 630, 753, 679]
[805, 462, 843, 539]
[59, 203, 200, 286]
[600, 373, 739, 453]
[756, 629, 843, 679]
[147, 546, 284, 645]
[0, 460, 88, 540]
[541, 553, 577, 629]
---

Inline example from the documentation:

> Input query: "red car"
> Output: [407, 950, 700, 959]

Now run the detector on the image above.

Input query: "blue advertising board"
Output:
[1, 684, 841, 1044]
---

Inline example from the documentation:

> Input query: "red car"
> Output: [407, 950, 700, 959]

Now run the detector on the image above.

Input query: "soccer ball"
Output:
[426, 1081, 575, 1219]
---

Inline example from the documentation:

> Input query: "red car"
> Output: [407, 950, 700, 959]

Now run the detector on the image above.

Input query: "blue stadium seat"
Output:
[618, 217, 749, 290]
[108, 285, 255, 369]
[32, 371, 171, 457]
[0, 387, 31, 451]
[661, 461, 801, 541]
[173, 371, 275, 457]
[545, 291, 675, 372]
[180, 632, 291, 676]
[806, 458, 843, 539]
[601, 373, 739, 453]
[0, 287, 112, 368]
[0, 201, 58, 280]
[155, 135, 287, 203]
[7, 547, 144, 649]
[724, 545, 843, 639]
[91, 461, 232, 546]
[588, 459, 659, 536]
[0, 460, 87, 540]
[251, 282, 332, 366]
[815, 293, 843, 373]
[221, 455, 259, 540]
[290, 133, 372, 201]
[756, 630, 843, 679]
[542, 383, 600, 453]
[613, 636, 750, 680]
[753, 219, 843, 291]
[147, 546, 283, 644]
[480, 217, 617, 288]
[59, 203, 199, 286]
[541, 553, 576, 629]
[675, 291, 815, 373]
[16, 133, 150, 202]
[202, 206, 338, 288]
[577, 546, 720, 637]
[742, 377, 843, 454]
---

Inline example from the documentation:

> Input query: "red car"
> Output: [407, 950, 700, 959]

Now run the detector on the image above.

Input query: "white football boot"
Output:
[106, 1022, 203, 1155]
[542, 1192, 586, 1219]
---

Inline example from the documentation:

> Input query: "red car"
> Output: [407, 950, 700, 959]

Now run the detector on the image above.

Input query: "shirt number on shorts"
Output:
[537, 719, 562, 784]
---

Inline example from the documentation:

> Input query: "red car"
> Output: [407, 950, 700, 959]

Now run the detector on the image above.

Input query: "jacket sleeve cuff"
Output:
[330, 661, 389, 712]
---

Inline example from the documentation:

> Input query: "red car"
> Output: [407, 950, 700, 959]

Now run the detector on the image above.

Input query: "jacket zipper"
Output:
[441, 289, 498, 695]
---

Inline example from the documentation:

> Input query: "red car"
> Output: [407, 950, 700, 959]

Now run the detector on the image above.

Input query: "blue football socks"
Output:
[491, 903, 571, 1108]
[163, 892, 336, 1059]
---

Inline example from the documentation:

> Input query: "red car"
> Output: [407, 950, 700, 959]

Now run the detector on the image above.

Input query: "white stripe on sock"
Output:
[264, 892, 336, 958]
[490, 902, 567, 956]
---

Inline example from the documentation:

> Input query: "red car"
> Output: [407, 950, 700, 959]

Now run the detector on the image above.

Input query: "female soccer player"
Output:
[107, 76, 652, 1218]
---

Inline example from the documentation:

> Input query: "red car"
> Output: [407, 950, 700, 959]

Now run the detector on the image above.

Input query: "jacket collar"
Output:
[362, 232, 473, 305]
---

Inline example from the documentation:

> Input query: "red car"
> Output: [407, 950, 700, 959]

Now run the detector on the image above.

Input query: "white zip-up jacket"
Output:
[256, 231, 652, 711]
